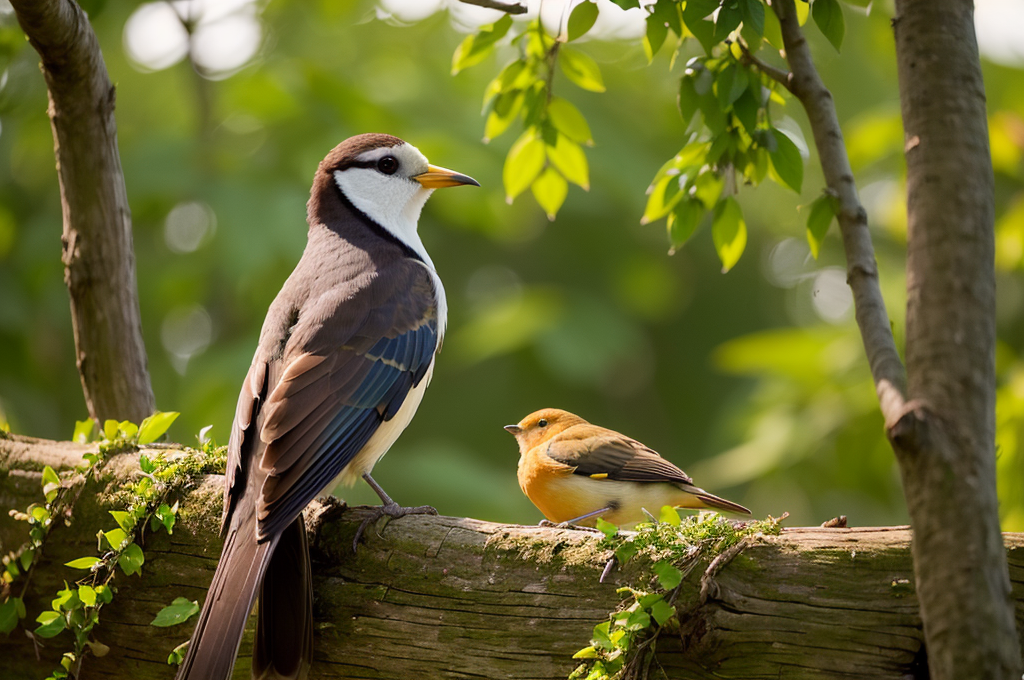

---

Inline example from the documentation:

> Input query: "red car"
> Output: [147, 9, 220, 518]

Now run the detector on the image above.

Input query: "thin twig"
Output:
[737, 40, 793, 91]
[771, 0, 908, 424]
[456, 0, 528, 14]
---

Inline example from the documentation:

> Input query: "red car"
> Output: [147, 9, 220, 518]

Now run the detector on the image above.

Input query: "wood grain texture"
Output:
[3, 435, 1024, 679]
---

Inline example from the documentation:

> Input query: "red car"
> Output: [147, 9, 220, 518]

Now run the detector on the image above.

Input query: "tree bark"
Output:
[3, 436, 1024, 679]
[9, 0, 155, 424]
[890, 0, 1021, 677]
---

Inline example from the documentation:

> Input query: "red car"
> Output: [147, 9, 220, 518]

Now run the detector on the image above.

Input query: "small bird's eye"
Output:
[377, 156, 399, 175]
[538, 419, 548, 427]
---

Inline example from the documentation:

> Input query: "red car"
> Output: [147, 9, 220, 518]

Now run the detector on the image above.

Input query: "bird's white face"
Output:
[333, 143, 435, 264]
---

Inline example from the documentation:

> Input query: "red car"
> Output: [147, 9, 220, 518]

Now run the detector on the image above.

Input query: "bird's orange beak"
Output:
[504, 424, 522, 435]
[414, 164, 480, 189]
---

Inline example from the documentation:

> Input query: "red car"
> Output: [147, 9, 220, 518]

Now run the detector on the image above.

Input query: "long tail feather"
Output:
[253, 516, 313, 680]
[176, 510, 278, 680]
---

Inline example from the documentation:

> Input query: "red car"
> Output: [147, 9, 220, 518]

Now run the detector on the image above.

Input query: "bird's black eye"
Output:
[377, 156, 399, 175]
[538, 419, 548, 428]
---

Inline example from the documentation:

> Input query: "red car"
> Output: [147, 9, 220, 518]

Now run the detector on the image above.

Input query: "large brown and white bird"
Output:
[177, 134, 477, 680]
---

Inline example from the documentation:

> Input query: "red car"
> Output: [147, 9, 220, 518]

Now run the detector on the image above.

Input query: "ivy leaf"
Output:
[118, 420, 139, 440]
[712, 197, 748, 272]
[768, 128, 804, 193]
[151, 597, 200, 627]
[547, 97, 593, 145]
[153, 502, 178, 534]
[806, 192, 838, 258]
[595, 517, 619, 538]
[653, 560, 684, 590]
[139, 453, 155, 474]
[812, 0, 844, 52]
[110, 510, 133, 533]
[138, 411, 179, 445]
[625, 609, 651, 631]
[34, 611, 65, 639]
[560, 48, 606, 92]
[531, 168, 569, 220]
[451, 15, 513, 75]
[547, 133, 589, 190]
[78, 585, 97, 607]
[650, 599, 677, 626]
[119, 543, 145, 577]
[41, 465, 61, 503]
[167, 641, 188, 666]
[0, 597, 23, 634]
[567, 1, 599, 41]
[658, 505, 681, 526]
[103, 419, 119, 441]
[503, 130, 546, 202]
[65, 556, 101, 570]
[103, 528, 128, 551]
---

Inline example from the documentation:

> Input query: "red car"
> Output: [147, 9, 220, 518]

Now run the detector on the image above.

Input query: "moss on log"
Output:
[2, 435, 1023, 679]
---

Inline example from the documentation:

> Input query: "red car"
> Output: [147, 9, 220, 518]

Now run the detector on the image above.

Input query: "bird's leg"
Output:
[352, 473, 438, 551]
[538, 507, 611, 533]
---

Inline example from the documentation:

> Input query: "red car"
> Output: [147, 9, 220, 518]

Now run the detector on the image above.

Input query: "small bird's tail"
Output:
[253, 517, 313, 680]
[176, 509, 278, 680]
[684, 486, 752, 515]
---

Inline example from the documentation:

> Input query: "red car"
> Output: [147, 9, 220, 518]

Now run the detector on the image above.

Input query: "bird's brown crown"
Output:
[319, 133, 406, 173]
[505, 408, 588, 452]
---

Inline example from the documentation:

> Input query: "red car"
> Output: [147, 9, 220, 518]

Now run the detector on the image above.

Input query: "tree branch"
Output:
[770, 0, 907, 426]
[9, 0, 155, 423]
[737, 41, 792, 91]
[456, 0, 528, 15]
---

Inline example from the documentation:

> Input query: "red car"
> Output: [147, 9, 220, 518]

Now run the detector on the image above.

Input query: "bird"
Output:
[505, 408, 750, 527]
[176, 133, 478, 680]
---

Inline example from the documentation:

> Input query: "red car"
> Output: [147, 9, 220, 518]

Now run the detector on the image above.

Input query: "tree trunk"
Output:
[3, 436, 1024, 679]
[9, 0, 155, 423]
[890, 1, 1021, 677]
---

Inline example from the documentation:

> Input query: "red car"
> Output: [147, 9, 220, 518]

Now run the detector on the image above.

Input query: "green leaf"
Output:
[650, 599, 677, 626]
[678, 74, 700, 125]
[64, 556, 101, 570]
[503, 130, 546, 202]
[118, 543, 144, 577]
[712, 197, 748, 272]
[138, 453, 155, 474]
[732, 86, 760, 133]
[95, 585, 113, 604]
[682, 0, 719, 53]
[768, 128, 804, 193]
[560, 48, 606, 92]
[154, 502, 178, 534]
[103, 419, 119, 441]
[812, 0, 844, 52]
[547, 134, 589, 190]
[693, 170, 725, 209]
[653, 560, 684, 590]
[150, 597, 200, 627]
[742, 0, 765, 38]
[716, 63, 748, 109]
[658, 505, 681, 526]
[167, 641, 188, 666]
[667, 199, 705, 254]
[0, 597, 23, 634]
[34, 610, 65, 638]
[19, 547, 34, 572]
[625, 609, 651, 631]
[595, 517, 618, 538]
[110, 510, 132, 533]
[72, 419, 95, 444]
[41, 465, 61, 503]
[608, 0, 640, 7]
[531, 168, 569, 220]
[643, 175, 685, 224]
[567, 1, 599, 41]
[644, 12, 668, 62]
[806, 192, 837, 258]
[138, 411, 180, 445]
[77, 586, 97, 607]
[572, 645, 599, 659]
[451, 15, 513, 75]
[118, 421, 139, 440]
[763, 3, 784, 47]
[484, 90, 524, 142]
[547, 97, 593, 145]
[614, 540, 638, 564]
[713, 1, 743, 43]
[103, 528, 128, 550]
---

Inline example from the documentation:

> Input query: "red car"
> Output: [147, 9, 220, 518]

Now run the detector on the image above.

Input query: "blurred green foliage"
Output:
[0, 0, 1022, 530]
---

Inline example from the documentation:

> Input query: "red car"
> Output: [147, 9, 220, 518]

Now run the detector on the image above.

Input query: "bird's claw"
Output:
[537, 519, 604, 534]
[352, 502, 438, 552]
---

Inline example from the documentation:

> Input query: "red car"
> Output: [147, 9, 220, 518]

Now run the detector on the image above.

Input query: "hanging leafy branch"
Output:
[453, 0, 852, 271]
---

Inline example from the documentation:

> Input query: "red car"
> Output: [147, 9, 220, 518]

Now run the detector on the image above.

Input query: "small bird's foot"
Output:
[352, 502, 438, 551]
[538, 519, 605, 534]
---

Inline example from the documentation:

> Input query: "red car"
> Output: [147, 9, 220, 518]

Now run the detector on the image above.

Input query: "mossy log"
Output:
[2, 435, 1023, 679]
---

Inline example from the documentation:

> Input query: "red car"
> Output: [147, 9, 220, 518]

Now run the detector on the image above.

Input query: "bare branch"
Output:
[737, 41, 793, 91]
[770, 0, 907, 425]
[9, 0, 155, 422]
[456, 0, 528, 15]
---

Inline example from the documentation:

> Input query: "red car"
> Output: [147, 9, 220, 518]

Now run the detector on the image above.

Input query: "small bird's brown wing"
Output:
[544, 431, 695, 485]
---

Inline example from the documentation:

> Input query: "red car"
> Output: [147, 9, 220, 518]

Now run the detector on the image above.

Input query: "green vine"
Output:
[0, 413, 226, 679]
[569, 509, 786, 680]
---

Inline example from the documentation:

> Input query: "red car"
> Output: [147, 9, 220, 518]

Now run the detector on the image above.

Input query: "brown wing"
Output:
[544, 428, 695, 485]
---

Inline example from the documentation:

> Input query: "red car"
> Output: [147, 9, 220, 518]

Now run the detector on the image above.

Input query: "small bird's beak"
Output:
[414, 164, 480, 189]
[503, 424, 522, 435]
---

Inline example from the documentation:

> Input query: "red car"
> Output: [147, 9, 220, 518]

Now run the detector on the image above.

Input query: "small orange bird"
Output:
[505, 408, 750, 527]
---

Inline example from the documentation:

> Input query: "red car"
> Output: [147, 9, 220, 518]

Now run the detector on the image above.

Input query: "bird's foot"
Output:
[352, 502, 438, 551]
[537, 519, 605, 534]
